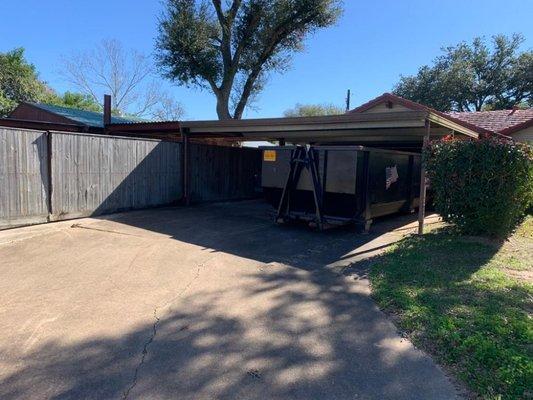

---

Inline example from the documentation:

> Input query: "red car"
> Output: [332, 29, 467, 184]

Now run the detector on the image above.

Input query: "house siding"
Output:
[511, 126, 533, 143]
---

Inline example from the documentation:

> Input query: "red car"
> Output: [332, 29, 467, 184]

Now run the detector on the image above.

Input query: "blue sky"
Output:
[1, 0, 532, 120]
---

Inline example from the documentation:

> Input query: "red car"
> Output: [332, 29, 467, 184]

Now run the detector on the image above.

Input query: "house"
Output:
[7, 102, 139, 131]
[447, 109, 533, 142]
[349, 92, 533, 142]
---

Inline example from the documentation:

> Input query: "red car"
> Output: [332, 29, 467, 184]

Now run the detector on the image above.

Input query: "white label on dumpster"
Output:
[385, 166, 399, 189]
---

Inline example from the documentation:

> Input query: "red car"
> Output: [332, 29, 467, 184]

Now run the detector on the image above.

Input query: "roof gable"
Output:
[348, 93, 426, 114]
[349, 93, 492, 136]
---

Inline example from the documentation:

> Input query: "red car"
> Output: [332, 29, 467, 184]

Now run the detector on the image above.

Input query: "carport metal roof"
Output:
[105, 108, 484, 146]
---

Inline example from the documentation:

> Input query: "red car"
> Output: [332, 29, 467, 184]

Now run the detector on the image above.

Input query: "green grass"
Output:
[370, 217, 533, 400]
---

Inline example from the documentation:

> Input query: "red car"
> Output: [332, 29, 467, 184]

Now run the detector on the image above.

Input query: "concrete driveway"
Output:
[0, 201, 458, 400]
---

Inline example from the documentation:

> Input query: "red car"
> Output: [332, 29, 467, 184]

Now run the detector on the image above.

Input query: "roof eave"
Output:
[0, 117, 101, 133]
[106, 111, 430, 139]
[498, 118, 533, 136]
[427, 112, 480, 138]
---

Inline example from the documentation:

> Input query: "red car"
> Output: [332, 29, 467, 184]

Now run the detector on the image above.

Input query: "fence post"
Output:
[46, 131, 53, 221]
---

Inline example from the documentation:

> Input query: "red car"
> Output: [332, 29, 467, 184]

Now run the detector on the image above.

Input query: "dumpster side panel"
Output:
[368, 152, 416, 217]
[324, 150, 358, 194]
[261, 148, 292, 189]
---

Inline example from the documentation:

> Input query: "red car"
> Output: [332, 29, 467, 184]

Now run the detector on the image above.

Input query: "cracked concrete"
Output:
[122, 308, 161, 400]
[123, 264, 205, 400]
[0, 200, 457, 400]
[122, 308, 160, 400]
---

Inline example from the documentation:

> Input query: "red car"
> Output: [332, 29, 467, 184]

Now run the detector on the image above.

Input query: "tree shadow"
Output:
[1, 201, 473, 399]
[97, 200, 426, 272]
[0, 264, 459, 400]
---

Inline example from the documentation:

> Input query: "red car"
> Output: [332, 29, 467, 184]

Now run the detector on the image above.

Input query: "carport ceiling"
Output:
[106, 109, 481, 144]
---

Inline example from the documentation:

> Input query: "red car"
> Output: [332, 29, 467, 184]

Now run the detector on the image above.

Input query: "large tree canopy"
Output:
[156, 0, 342, 120]
[393, 34, 533, 112]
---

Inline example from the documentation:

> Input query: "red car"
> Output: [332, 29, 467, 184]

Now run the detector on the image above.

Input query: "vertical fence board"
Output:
[0, 127, 49, 229]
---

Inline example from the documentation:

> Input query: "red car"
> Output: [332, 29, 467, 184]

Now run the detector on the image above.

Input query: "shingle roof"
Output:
[446, 109, 533, 135]
[28, 102, 142, 128]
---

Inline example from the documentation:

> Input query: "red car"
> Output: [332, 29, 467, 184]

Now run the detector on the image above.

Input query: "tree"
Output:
[0, 48, 122, 117]
[0, 48, 51, 117]
[156, 0, 342, 120]
[284, 103, 344, 117]
[47, 92, 102, 113]
[61, 39, 185, 120]
[393, 34, 533, 112]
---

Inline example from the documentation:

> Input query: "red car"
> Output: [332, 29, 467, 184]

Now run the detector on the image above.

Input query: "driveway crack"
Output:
[122, 308, 160, 400]
[122, 264, 203, 400]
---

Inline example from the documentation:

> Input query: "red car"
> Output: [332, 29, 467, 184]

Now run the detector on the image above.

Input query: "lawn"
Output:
[370, 217, 533, 400]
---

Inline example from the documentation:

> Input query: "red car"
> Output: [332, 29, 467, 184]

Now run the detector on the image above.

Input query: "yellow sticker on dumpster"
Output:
[263, 150, 276, 162]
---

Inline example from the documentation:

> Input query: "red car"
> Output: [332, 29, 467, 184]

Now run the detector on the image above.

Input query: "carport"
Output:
[1, 93, 488, 400]
[107, 93, 484, 234]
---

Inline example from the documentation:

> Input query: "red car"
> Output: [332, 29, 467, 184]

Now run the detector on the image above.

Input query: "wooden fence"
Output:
[0, 127, 261, 229]
[50, 132, 182, 221]
[189, 143, 261, 202]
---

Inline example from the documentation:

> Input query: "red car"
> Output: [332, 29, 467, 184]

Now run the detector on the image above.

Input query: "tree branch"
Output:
[211, 0, 232, 71]
[233, 10, 319, 118]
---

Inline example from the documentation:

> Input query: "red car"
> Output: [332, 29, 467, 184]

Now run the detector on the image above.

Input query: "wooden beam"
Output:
[418, 120, 430, 235]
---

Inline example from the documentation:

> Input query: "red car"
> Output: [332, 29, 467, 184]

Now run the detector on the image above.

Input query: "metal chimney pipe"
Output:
[103, 95, 112, 126]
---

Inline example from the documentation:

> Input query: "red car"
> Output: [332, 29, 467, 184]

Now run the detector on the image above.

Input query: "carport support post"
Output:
[182, 131, 190, 206]
[418, 120, 430, 235]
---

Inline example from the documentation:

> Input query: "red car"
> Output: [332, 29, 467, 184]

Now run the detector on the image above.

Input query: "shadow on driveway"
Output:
[0, 201, 459, 400]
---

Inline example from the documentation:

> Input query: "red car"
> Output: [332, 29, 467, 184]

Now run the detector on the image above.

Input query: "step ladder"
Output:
[276, 146, 326, 230]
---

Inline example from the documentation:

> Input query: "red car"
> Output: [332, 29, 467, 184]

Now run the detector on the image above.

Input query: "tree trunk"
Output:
[215, 90, 233, 120]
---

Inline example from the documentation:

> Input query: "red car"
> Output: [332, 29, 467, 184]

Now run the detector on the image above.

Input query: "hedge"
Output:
[424, 137, 533, 237]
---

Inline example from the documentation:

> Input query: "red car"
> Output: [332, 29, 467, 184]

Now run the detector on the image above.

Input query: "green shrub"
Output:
[425, 137, 533, 237]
